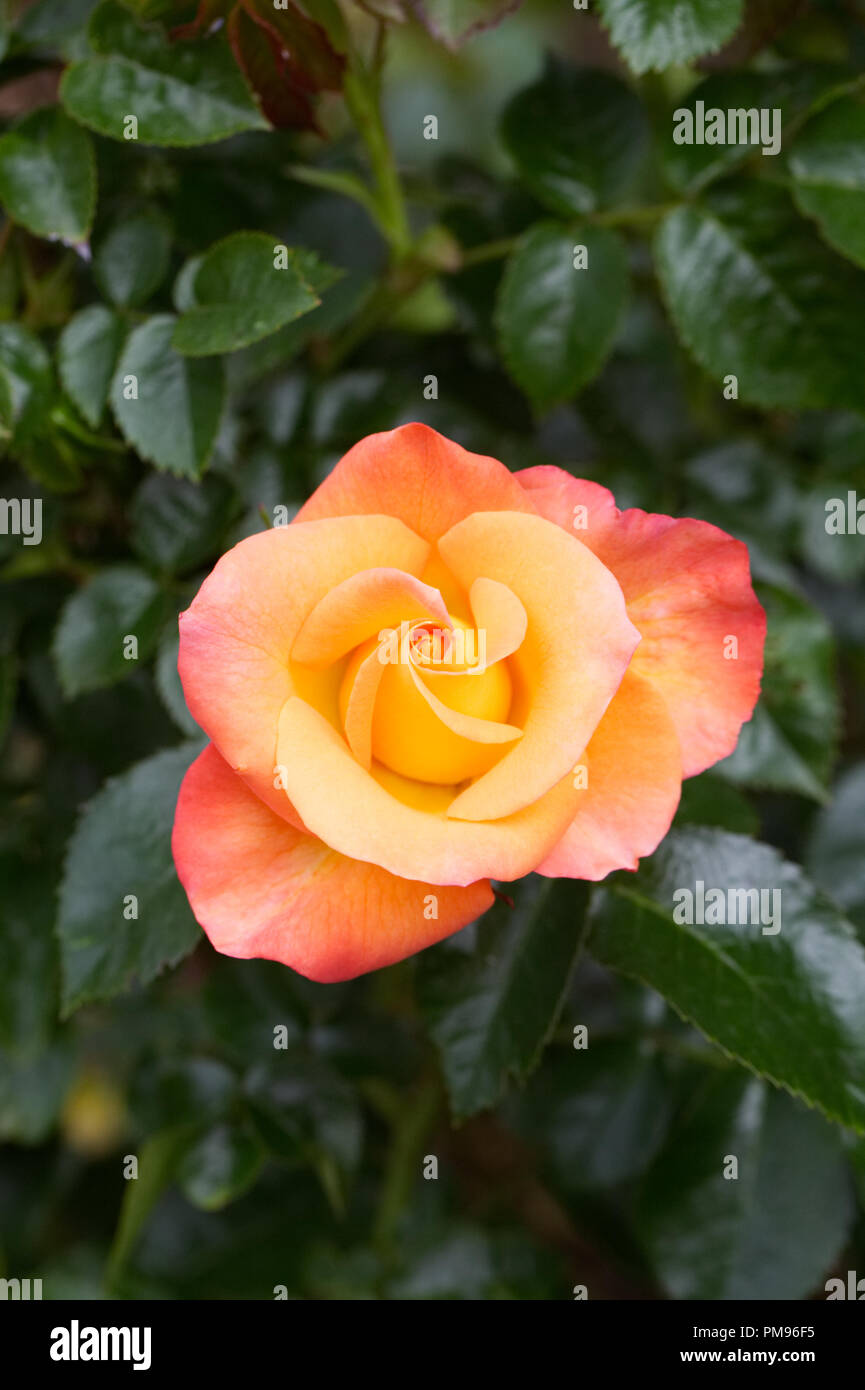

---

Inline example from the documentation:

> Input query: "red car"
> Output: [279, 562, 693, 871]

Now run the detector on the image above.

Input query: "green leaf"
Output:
[178, 1122, 264, 1211]
[509, 1039, 674, 1193]
[60, 1, 269, 147]
[110, 315, 225, 477]
[589, 828, 865, 1132]
[674, 771, 758, 835]
[57, 304, 125, 428]
[495, 221, 629, 410]
[57, 742, 203, 1014]
[0, 1042, 74, 1143]
[789, 93, 865, 269]
[0, 106, 95, 243]
[635, 1074, 853, 1299]
[407, 0, 521, 49]
[0, 323, 54, 446]
[806, 763, 865, 928]
[155, 625, 200, 737]
[662, 66, 846, 195]
[598, 0, 743, 74]
[655, 181, 865, 410]
[717, 583, 839, 801]
[14, 0, 99, 47]
[500, 61, 649, 217]
[129, 472, 238, 574]
[418, 877, 589, 1119]
[172, 233, 322, 356]
[53, 564, 166, 698]
[0, 858, 61, 1056]
[93, 207, 172, 307]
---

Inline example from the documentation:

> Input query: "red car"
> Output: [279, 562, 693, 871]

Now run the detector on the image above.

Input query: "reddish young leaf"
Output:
[240, 0, 345, 92]
[226, 3, 317, 130]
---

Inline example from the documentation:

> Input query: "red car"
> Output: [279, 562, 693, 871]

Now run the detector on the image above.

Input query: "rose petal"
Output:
[173, 744, 493, 982]
[468, 577, 528, 668]
[178, 514, 430, 826]
[438, 510, 641, 822]
[291, 567, 450, 667]
[518, 466, 766, 777]
[274, 695, 581, 885]
[536, 670, 682, 880]
[295, 421, 536, 541]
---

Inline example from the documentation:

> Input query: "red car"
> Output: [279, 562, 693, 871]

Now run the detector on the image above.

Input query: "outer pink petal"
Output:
[518, 466, 766, 777]
[173, 744, 494, 983]
[295, 421, 537, 541]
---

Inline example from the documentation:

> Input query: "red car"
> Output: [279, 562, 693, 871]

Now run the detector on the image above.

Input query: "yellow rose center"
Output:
[339, 618, 513, 785]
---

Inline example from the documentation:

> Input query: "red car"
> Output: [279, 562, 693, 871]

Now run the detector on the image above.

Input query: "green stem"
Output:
[458, 235, 519, 267]
[344, 55, 411, 257]
[373, 1077, 441, 1249]
[590, 202, 681, 228]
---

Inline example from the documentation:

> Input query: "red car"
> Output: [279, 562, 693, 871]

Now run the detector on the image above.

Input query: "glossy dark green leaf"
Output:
[93, 207, 172, 307]
[509, 1039, 674, 1193]
[178, 1121, 264, 1210]
[655, 181, 865, 410]
[789, 93, 865, 268]
[500, 62, 649, 217]
[590, 828, 865, 1131]
[717, 583, 839, 801]
[598, 0, 743, 74]
[53, 564, 166, 698]
[129, 472, 238, 574]
[418, 876, 589, 1119]
[57, 742, 204, 1013]
[172, 233, 323, 356]
[57, 304, 125, 427]
[495, 221, 628, 409]
[110, 315, 225, 477]
[662, 66, 847, 194]
[0, 106, 96, 242]
[635, 1073, 854, 1298]
[60, 1, 268, 146]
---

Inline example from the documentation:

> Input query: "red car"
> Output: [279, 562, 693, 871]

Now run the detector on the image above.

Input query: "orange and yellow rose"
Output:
[172, 423, 766, 981]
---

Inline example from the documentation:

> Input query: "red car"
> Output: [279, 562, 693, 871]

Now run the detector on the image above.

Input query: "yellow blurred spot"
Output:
[61, 1070, 126, 1158]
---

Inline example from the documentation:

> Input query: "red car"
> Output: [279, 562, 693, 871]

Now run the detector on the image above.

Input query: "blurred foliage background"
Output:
[2, 0, 865, 1300]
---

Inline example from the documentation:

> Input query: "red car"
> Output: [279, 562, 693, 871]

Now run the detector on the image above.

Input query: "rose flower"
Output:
[172, 423, 766, 981]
